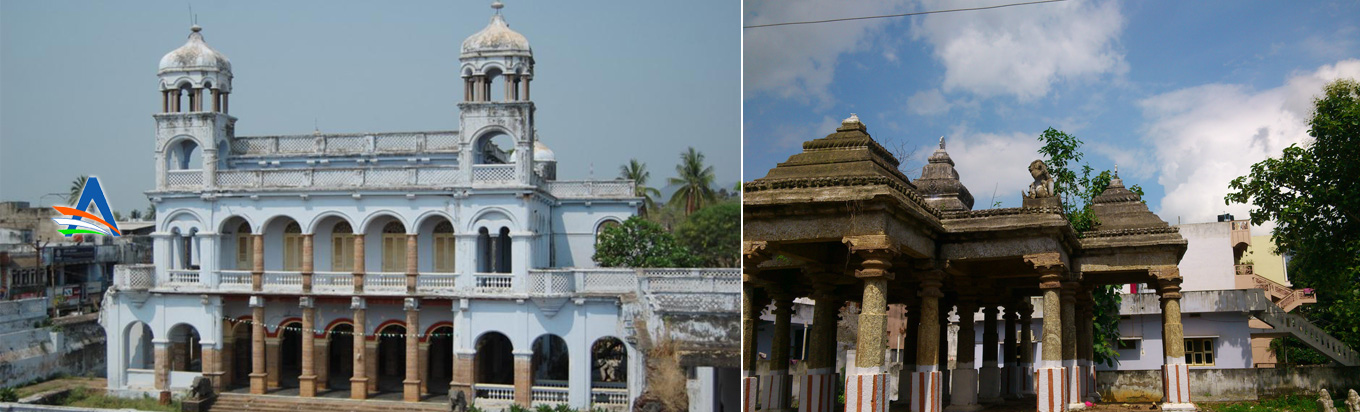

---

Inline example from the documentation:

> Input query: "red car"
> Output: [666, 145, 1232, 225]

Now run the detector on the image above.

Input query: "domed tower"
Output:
[153, 25, 235, 191]
[460, 1, 537, 186]
[533, 137, 557, 180]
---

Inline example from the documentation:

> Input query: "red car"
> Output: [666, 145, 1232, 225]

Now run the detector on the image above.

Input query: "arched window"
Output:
[331, 222, 354, 272]
[477, 227, 492, 273]
[485, 68, 505, 102]
[433, 221, 455, 273]
[283, 222, 302, 271]
[168, 139, 202, 170]
[169, 324, 201, 372]
[476, 133, 515, 165]
[595, 219, 621, 245]
[234, 222, 252, 270]
[381, 221, 406, 272]
[497, 227, 512, 273]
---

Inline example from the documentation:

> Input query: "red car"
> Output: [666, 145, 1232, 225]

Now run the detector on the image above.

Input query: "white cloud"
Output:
[1141, 59, 1360, 225]
[910, 0, 1126, 101]
[906, 89, 952, 116]
[768, 115, 841, 152]
[743, 0, 910, 105]
[910, 129, 1043, 207]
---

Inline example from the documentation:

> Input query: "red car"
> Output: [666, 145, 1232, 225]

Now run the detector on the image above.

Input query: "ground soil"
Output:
[13, 376, 106, 398]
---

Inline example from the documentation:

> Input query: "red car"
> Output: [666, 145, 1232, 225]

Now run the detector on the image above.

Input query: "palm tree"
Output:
[619, 159, 661, 216]
[667, 147, 717, 215]
[67, 175, 88, 205]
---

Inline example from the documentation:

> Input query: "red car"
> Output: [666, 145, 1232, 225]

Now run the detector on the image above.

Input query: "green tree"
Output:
[620, 159, 662, 217]
[67, 175, 88, 205]
[675, 202, 739, 267]
[145, 203, 156, 220]
[593, 216, 700, 268]
[1227, 79, 1360, 353]
[1037, 128, 1145, 366]
[667, 147, 717, 215]
[129, 209, 142, 221]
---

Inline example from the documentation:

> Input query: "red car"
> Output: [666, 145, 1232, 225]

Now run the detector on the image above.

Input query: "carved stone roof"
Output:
[915, 137, 974, 212]
[1090, 174, 1174, 233]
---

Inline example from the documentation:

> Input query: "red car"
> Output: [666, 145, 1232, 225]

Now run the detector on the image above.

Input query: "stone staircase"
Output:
[208, 393, 448, 412]
[1235, 265, 1317, 312]
[1246, 290, 1360, 366]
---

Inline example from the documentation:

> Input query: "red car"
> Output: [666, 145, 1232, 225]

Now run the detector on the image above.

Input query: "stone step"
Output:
[209, 393, 448, 412]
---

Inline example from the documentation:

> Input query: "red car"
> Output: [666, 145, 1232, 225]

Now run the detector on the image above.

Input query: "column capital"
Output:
[249, 296, 265, 308]
[1150, 265, 1180, 280]
[853, 249, 896, 280]
[299, 296, 314, 309]
[351, 297, 366, 310]
[404, 297, 421, 311]
[1060, 281, 1079, 300]
[1157, 277, 1183, 300]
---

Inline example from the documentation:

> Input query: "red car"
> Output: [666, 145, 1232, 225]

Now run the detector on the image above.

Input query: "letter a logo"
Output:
[51, 176, 123, 237]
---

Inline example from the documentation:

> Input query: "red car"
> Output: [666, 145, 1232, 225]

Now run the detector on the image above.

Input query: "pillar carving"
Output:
[1061, 281, 1082, 410]
[803, 281, 839, 412]
[741, 241, 771, 376]
[978, 303, 1002, 404]
[948, 296, 981, 412]
[1019, 301, 1035, 396]
[1077, 286, 1096, 403]
[910, 269, 945, 412]
[845, 240, 896, 412]
[1003, 304, 1019, 399]
[765, 289, 795, 412]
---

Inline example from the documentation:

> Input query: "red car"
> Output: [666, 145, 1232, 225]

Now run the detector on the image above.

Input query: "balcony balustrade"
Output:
[364, 273, 407, 293]
[474, 273, 515, 293]
[415, 273, 458, 293]
[219, 270, 252, 291]
[312, 272, 353, 294]
[262, 271, 303, 293]
[590, 387, 629, 405]
[114, 264, 155, 291]
[166, 269, 201, 286]
[472, 164, 516, 184]
[530, 382, 570, 404]
[474, 383, 515, 401]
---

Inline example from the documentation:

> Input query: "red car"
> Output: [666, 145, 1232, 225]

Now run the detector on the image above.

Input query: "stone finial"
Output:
[939, 136, 945, 150]
[491, 1, 504, 12]
[843, 113, 860, 125]
[1345, 389, 1359, 412]
[1321, 389, 1338, 412]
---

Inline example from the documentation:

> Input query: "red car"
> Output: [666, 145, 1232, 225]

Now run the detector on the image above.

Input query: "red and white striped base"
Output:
[1161, 363, 1195, 410]
[743, 376, 759, 412]
[909, 371, 942, 412]
[1067, 365, 1084, 409]
[798, 370, 837, 412]
[1035, 367, 1068, 412]
[847, 373, 891, 412]
[761, 373, 791, 411]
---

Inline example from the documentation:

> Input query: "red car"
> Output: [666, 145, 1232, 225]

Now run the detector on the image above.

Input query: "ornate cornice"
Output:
[1079, 226, 1180, 238]
[745, 176, 941, 218]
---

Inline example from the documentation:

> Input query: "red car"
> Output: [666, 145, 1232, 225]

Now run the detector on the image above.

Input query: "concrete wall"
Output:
[1097, 366, 1360, 402]
[1174, 222, 1236, 292]
[0, 298, 48, 334]
[0, 314, 106, 388]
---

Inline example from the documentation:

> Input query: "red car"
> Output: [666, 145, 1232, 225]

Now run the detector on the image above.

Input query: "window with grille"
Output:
[1184, 338, 1215, 366]
[434, 222, 455, 273]
[331, 222, 354, 272]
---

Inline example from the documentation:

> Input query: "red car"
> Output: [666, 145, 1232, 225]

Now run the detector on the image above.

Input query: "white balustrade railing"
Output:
[219, 270, 252, 291]
[165, 170, 203, 188]
[474, 383, 515, 401]
[531, 385, 570, 404]
[472, 164, 516, 183]
[166, 269, 201, 286]
[578, 269, 638, 294]
[528, 271, 576, 294]
[545, 180, 636, 198]
[416, 273, 458, 292]
[474, 273, 515, 293]
[263, 271, 303, 292]
[313, 272, 354, 294]
[210, 167, 461, 190]
[591, 387, 629, 405]
[364, 273, 406, 293]
[232, 131, 459, 156]
[115, 264, 155, 290]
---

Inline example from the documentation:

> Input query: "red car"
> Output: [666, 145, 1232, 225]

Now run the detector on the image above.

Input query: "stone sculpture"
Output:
[1320, 389, 1338, 412]
[1025, 159, 1055, 199]
[449, 390, 468, 412]
[1346, 389, 1359, 412]
[600, 357, 623, 382]
[187, 376, 214, 401]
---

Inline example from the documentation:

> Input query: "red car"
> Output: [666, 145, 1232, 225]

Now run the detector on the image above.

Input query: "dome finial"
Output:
[1114, 164, 1119, 178]
[491, 1, 504, 13]
[191, 24, 201, 33]
[939, 136, 945, 150]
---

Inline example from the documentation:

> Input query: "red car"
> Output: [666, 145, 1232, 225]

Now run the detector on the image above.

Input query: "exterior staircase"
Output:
[1235, 264, 1316, 312]
[208, 392, 447, 412]
[1243, 289, 1360, 366]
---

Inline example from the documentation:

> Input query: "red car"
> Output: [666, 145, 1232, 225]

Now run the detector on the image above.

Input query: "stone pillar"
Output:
[301, 234, 314, 293]
[1003, 305, 1020, 399]
[154, 340, 171, 404]
[741, 242, 770, 412]
[503, 74, 514, 102]
[1158, 275, 1193, 411]
[764, 292, 794, 411]
[222, 93, 229, 114]
[266, 336, 281, 389]
[910, 270, 945, 412]
[351, 298, 368, 400]
[1032, 257, 1066, 412]
[366, 341, 378, 393]
[514, 353, 532, 407]
[1061, 282, 1082, 410]
[522, 77, 530, 101]
[947, 298, 981, 412]
[316, 339, 330, 391]
[452, 353, 474, 401]
[896, 296, 920, 408]
[418, 342, 430, 396]
[1077, 287, 1095, 403]
[802, 283, 838, 412]
[404, 298, 422, 402]
[406, 234, 418, 293]
[299, 297, 318, 397]
[978, 304, 1002, 404]
[847, 248, 894, 412]
[202, 342, 223, 391]
[1020, 301, 1035, 396]
[251, 234, 264, 292]
[353, 234, 365, 294]
[250, 297, 267, 394]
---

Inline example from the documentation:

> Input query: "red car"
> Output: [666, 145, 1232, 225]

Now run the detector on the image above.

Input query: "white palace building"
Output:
[100, 5, 739, 411]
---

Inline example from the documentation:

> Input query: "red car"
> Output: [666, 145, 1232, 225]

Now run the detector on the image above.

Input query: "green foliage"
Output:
[593, 216, 700, 268]
[0, 387, 17, 402]
[1226, 79, 1360, 352]
[509, 405, 531, 412]
[533, 404, 580, 412]
[1037, 127, 1145, 367]
[667, 147, 718, 215]
[1201, 393, 1339, 412]
[674, 202, 739, 267]
[620, 159, 662, 217]
[55, 387, 180, 412]
[67, 175, 87, 205]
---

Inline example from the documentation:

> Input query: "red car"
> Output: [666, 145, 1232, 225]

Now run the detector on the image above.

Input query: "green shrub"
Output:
[0, 387, 19, 402]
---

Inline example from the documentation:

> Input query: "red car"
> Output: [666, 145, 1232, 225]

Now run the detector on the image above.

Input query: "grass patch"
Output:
[54, 387, 180, 412]
[1200, 393, 1340, 412]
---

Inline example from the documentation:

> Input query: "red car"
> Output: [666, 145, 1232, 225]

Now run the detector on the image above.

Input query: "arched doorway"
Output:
[531, 334, 569, 403]
[125, 321, 154, 370]
[279, 321, 302, 388]
[591, 337, 629, 406]
[327, 324, 354, 392]
[168, 324, 202, 372]
[377, 324, 406, 393]
[474, 332, 513, 400]
[426, 326, 454, 395]
[229, 321, 251, 389]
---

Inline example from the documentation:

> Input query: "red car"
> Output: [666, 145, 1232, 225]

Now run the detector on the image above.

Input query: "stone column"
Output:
[514, 353, 532, 407]
[202, 341, 223, 391]
[351, 298, 368, 400]
[299, 297, 318, 397]
[250, 297, 267, 394]
[897, 295, 920, 407]
[222, 93, 229, 114]
[1158, 275, 1193, 410]
[366, 340, 378, 393]
[404, 298, 423, 402]
[1028, 253, 1066, 412]
[1077, 287, 1095, 403]
[522, 77, 530, 101]
[910, 270, 944, 412]
[1061, 281, 1082, 410]
[353, 234, 365, 294]
[803, 282, 839, 412]
[406, 234, 418, 293]
[978, 304, 1002, 404]
[418, 342, 430, 396]
[947, 298, 981, 412]
[251, 234, 264, 292]
[301, 234, 314, 293]
[1020, 301, 1035, 396]
[764, 291, 795, 411]
[154, 340, 171, 404]
[504, 74, 514, 102]
[1003, 304, 1020, 399]
[316, 339, 330, 391]
[939, 303, 951, 402]
[266, 336, 281, 389]
[740, 242, 770, 412]
[847, 248, 894, 412]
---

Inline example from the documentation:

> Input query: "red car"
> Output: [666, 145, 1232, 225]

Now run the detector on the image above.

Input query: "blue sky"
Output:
[1, 1, 740, 213]
[744, 0, 1360, 225]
